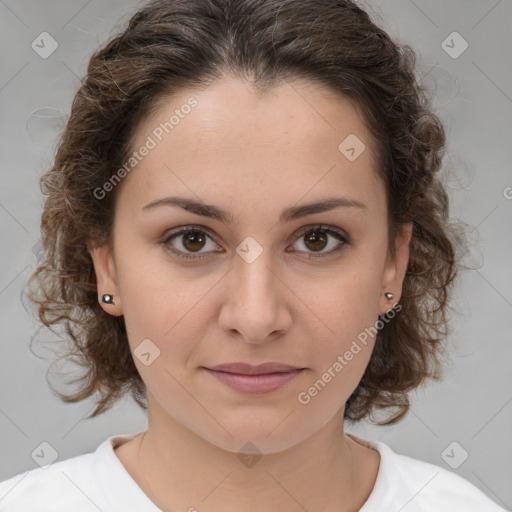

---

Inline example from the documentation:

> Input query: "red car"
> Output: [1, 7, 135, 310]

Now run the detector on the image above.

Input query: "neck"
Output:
[132, 398, 373, 512]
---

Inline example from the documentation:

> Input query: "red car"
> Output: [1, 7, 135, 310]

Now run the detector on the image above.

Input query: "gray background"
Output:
[0, 0, 511, 508]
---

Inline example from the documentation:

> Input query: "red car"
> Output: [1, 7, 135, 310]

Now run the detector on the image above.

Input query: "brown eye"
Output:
[181, 230, 207, 252]
[303, 230, 329, 252]
[290, 225, 349, 258]
[161, 224, 349, 261]
[162, 227, 219, 260]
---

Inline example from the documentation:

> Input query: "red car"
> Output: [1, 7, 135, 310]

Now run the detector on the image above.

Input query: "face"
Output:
[89, 75, 412, 454]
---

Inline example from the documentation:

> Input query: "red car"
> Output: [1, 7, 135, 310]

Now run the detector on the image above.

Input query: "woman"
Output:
[0, 0, 506, 510]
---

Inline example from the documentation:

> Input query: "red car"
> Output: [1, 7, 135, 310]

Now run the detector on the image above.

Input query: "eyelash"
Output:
[160, 224, 350, 261]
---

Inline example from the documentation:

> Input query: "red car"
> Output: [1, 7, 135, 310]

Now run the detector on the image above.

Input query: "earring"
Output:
[384, 292, 394, 300]
[102, 294, 115, 305]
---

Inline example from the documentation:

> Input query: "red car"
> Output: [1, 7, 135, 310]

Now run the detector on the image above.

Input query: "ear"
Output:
[379, 222, 413, 315]
[87, 240, 123, 317]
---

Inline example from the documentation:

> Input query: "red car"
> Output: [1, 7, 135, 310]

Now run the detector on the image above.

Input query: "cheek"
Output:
[301, 256, 384, 377]
[297, 291, 379, 414]
[117, 253, 218, 373]
[114, 231, 179, 330]
[305, 259, 383, 338]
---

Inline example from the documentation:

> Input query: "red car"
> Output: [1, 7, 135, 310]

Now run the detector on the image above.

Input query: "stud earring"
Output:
[102, 294, 115, 305]
[384, 292, 394, 300]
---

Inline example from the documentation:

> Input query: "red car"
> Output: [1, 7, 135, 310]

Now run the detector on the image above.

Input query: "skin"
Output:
[89, 75, 412, 512]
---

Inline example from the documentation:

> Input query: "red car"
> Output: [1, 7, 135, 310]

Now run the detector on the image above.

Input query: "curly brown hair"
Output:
[25, 0, 466, 425]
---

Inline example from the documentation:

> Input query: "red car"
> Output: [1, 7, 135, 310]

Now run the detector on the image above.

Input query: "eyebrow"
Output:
[141, 195, 367, 224]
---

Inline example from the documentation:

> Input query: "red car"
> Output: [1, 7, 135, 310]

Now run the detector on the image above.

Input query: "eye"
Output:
[161, 226, 220, 260]
[288, 225, 349, 259]
[160, 224, 349, 261]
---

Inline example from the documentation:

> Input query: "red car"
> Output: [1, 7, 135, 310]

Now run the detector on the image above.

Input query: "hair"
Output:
[26, 0, 466, 425]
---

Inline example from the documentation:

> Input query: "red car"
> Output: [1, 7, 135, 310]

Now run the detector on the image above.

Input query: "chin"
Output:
[195, 415, 311, 456]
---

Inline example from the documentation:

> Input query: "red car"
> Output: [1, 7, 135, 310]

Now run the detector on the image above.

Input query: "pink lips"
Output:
[203, 362, 304, 394]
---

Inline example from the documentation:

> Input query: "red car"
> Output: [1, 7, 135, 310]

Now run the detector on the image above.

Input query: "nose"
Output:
[218, 248, 293, 344]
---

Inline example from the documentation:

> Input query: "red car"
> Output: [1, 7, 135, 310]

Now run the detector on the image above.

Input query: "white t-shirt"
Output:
[0, 430, 506, 511]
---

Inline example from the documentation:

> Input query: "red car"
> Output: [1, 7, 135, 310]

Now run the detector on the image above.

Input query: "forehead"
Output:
[119, 75, 384, 217]
[138, 75, 376, 156]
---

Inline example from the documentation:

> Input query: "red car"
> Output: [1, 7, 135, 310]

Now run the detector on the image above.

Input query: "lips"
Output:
[202, 362, 305, 394]
[206, 362, 303, 375]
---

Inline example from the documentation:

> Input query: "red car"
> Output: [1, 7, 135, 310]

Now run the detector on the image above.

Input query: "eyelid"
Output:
[287, 224, 349, 259]
[292, 224, 349, 243]
[160, 224, 220, 260]
[160, 223, 349, 260]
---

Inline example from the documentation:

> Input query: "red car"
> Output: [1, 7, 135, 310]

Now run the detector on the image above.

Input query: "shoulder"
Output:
[349, 434, 507, 512]
[0, 431, 151, 512]
[0, 449, 97, 511]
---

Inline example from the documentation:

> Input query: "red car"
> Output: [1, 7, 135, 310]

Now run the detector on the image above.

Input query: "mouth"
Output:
[205, 362, 304, 375]
[201, 363, 305, 394]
